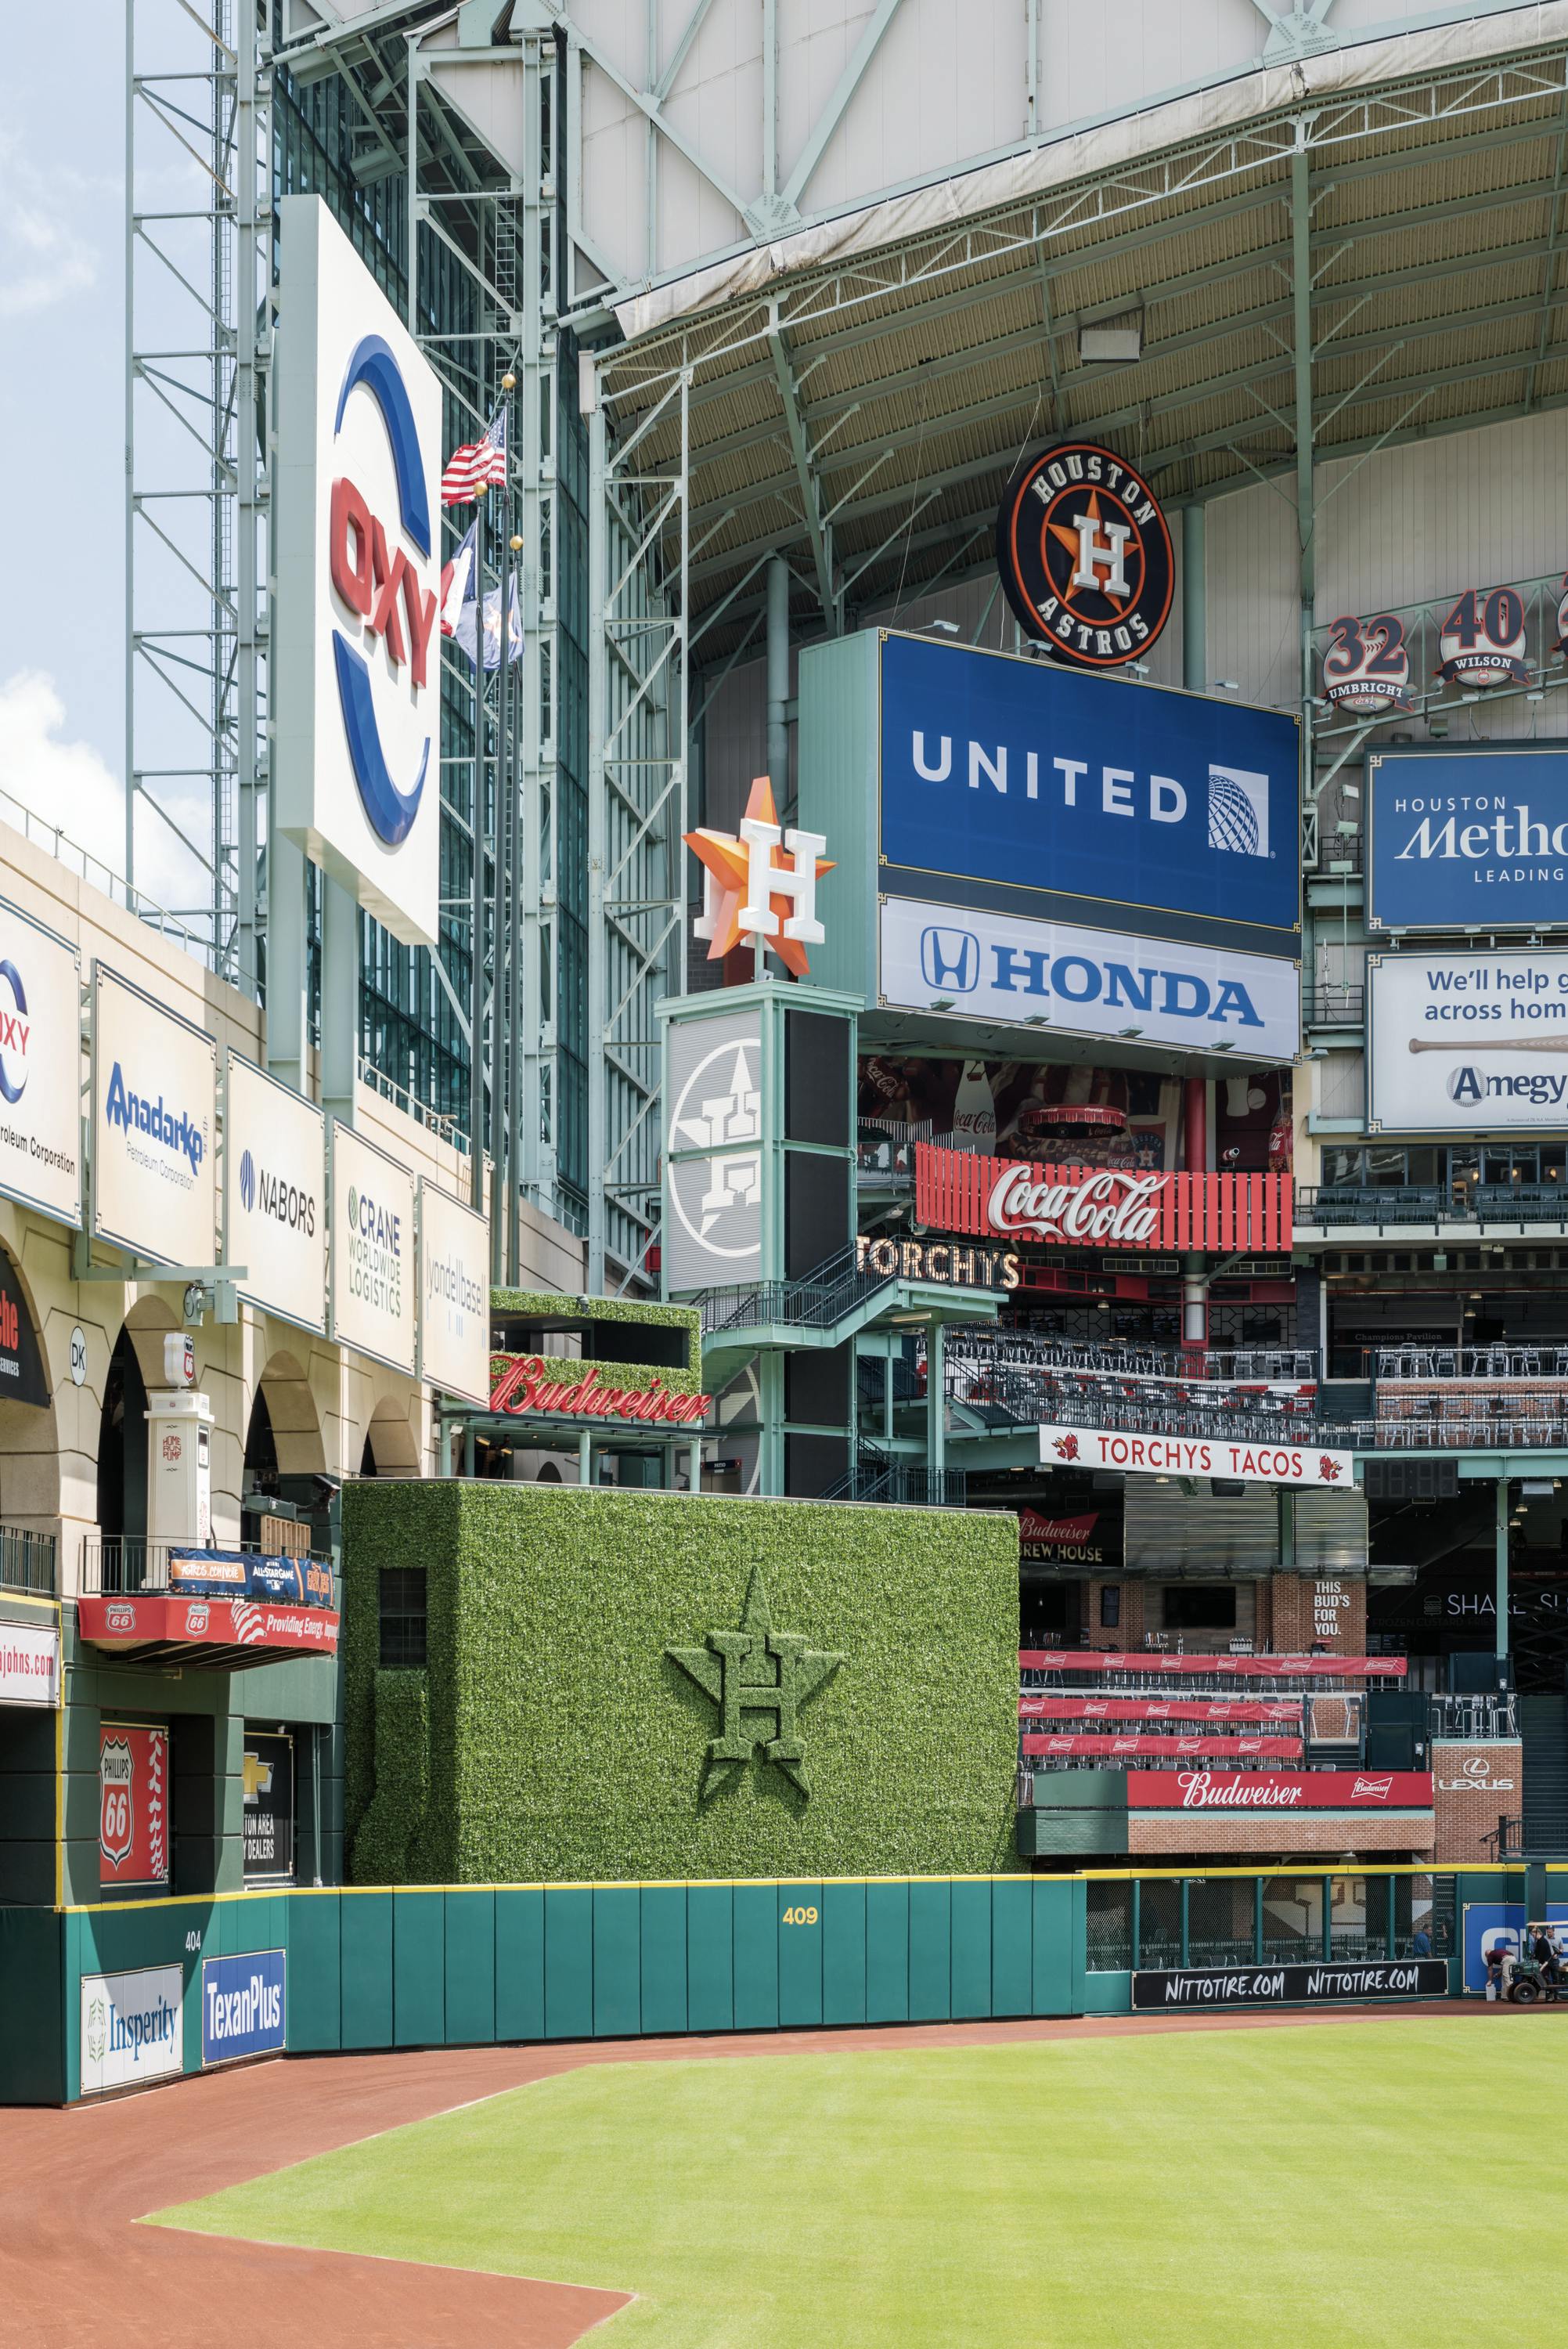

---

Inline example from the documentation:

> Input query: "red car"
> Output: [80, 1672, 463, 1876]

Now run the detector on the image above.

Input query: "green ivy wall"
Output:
[343, 1483, 1019, 1885]
[488, 1291, 702, 1397]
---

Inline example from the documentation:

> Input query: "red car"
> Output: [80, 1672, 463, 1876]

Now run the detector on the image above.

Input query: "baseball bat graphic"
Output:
[1408, 1036, 1568, 1052]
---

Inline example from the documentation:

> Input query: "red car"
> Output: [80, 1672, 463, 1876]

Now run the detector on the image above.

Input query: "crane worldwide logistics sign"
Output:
[329, 1123, 416, 1374]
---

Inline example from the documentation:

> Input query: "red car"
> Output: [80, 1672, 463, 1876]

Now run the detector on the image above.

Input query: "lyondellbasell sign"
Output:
[853, 1234, 1020, 1289]
[917, 1149, 1292, 1253]
[1039, 1425, 1353, 1488]
[1131, 1960, 1447, 2011]
[1126, 1769, 1433, 1810]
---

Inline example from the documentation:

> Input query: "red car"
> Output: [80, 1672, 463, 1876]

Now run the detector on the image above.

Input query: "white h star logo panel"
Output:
[1072, 511, 1132, 598]
[664, 1017, 767, 1287]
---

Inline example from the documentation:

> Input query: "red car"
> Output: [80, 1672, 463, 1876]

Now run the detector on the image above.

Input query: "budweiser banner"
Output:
[1039, 1425, 1354, 1488]
[1126, 1769, 1432, 1810]
[1018, 1507, 1115, 1570]
[916, 1146, 1292, 1250]
[1132, 1960, 1447, 2010]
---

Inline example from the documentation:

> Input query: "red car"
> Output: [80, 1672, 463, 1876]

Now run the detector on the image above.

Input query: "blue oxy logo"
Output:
[330, 334, 434, 849]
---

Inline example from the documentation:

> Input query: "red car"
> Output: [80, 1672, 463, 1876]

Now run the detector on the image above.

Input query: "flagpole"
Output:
[507, 518, 524, 1288]
[488, 377, 514, 1285]
[469, 485, 486, 1216]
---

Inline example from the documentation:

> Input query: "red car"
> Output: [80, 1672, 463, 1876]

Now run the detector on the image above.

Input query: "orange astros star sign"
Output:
[684, 777, 834, 980]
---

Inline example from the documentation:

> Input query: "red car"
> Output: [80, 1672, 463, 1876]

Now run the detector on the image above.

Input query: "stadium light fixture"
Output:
[1078, 322, 1142, 365]
[1209, 680, 1239, 694]
[922, 619, 960, 635]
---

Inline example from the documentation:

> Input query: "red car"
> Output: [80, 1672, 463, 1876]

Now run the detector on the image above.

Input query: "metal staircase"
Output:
[1519, 1693, 1568, 1855]
[820, 1437, 966, 1509]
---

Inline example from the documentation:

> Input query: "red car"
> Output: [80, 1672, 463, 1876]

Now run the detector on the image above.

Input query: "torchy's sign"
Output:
[489, 1356, 710, 1426]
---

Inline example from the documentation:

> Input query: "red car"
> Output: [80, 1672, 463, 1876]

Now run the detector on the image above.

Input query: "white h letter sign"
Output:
[1072, 511, 1131, 598]
[738, 817, 827, 944]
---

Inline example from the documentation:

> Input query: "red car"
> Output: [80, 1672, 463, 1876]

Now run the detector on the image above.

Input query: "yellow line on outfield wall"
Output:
[62, 1858, 1523, 1916]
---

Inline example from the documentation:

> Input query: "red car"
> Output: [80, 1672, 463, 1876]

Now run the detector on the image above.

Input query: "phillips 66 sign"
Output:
[273, 196, 442, 947]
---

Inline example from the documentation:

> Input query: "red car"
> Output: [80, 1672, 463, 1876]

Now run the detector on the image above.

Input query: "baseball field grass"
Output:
[151, 2017, 1567, 2348]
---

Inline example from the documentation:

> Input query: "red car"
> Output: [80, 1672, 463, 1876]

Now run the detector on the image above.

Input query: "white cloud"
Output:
[0, 133, 97, 319]
[0, 669, 196, 915]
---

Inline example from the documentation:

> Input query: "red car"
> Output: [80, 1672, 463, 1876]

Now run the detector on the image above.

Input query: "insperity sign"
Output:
[273, 196, 442, 947]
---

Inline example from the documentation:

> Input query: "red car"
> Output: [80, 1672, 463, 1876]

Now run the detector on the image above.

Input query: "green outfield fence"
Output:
[0, 1867, 1531, 2106]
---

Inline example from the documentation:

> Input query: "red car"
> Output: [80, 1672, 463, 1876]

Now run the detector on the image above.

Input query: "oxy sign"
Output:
[880, 896, 1300, 1059]
[91, 965, 217, 1269]
[81, 1965, 183, 2095]
[876, 632, 1301, 952]
[329, 1123, 416, 1373]
[273, 195, 442, 947]
[1368, 742, 1568, 933]
[1039, 1423, 1356, 1488]
[1368, 949, 1568, 1132]
[417, 1178, 489, 1405]
[224, 1053, 326, 1333]
[0, 896, 81, 1229]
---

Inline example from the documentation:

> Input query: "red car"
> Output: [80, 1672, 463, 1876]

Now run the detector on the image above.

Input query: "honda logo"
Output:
[920, 926, 979, 994]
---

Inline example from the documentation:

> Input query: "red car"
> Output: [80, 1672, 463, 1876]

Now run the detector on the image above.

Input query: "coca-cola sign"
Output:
[991, 1165, 1165, 1243]
[916, 1143, 1292, 1252]
[1126, 1769, 1432, 1810]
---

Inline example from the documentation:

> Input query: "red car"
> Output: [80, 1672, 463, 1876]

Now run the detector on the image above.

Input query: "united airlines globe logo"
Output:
[239, 1148, 256, 1214]
[1206, 766, 1271, 859]
[996, 439, 1174, 670]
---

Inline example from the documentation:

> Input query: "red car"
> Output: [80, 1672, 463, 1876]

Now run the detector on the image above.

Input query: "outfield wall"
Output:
[2, 1864, 1528, 2108]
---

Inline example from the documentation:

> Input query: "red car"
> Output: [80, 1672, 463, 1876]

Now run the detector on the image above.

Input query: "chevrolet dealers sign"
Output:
[1038, 1424, 1355, 1488]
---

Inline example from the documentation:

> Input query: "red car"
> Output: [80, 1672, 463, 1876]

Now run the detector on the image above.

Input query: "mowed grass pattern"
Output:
[151, 2019, 1568, 2348]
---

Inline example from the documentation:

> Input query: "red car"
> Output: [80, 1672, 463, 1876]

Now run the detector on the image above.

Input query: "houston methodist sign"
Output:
[916, 1148, 1293, 1254]
[274, 196, 442, 947]
[1039, 1425, 1355, 1489]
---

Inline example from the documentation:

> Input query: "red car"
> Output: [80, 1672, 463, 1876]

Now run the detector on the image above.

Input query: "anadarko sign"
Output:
[489, 1356, 711, 1425]
[1038, 1424, 1354, 1488]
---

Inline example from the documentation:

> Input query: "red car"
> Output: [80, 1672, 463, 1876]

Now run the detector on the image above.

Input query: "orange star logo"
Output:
[683, 777, 834, 980]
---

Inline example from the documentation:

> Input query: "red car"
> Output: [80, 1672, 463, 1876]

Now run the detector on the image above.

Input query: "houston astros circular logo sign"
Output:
[995, 440, 1174, 669]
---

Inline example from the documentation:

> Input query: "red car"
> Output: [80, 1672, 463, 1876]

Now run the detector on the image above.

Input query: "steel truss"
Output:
[126, 0, 269, 982]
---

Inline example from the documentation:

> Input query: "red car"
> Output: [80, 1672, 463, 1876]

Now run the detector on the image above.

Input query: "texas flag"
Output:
[439, 518, 478, 638]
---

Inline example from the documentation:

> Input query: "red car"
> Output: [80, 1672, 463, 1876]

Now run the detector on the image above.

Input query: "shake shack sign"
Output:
[1018, 1508, 1115, 1571]
[1132, 1959, 1447, 2010]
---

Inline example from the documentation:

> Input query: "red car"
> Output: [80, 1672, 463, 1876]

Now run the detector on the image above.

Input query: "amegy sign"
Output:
[919, 1149, 1292, 1253]
[1039, 1424, 1354, 1489]
[1368, 948, 1568, 1133]
[273, 195, 442, 946]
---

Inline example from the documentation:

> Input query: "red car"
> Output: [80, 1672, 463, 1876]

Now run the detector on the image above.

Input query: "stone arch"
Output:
[0, 1239, 60, 1539]
[245, 1348, 327, 1486]
[95, 1297, 178, 1542]
[359, 1393, 421, 1478]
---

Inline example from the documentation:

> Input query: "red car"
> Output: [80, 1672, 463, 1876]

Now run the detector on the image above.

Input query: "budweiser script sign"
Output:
[989, 1165, 1165, 1243]
[1126, 1769, 1433, 1810]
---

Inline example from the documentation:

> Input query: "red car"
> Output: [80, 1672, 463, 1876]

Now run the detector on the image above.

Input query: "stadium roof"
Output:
[593, 23, 1568, 661]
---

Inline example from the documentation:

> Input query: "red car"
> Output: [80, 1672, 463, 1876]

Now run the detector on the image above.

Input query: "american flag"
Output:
[440, 406, 506, 505]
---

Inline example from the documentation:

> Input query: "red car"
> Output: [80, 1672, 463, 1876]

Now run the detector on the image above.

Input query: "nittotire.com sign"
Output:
[1131, 1960, 1447, 2011]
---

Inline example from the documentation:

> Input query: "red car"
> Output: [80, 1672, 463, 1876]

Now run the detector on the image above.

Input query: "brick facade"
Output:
[1431, 1741, 1522, 1867]
[1266, 1574, 1366, 1654]
[1128, 1807, 1432, 1856]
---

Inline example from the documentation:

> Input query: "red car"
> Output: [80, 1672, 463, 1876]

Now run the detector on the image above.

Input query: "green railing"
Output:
[0, 1525, 56, 1597]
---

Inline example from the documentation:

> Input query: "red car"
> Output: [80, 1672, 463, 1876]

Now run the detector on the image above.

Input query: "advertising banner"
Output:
[272, 195, 442, 947]
[0, 1619, 59, 1707]
[877, 632, 1300, 951]
[417, 1178, 489, 1404]
[1018, 1508, 1118, 1571]
[880, 897, 1301, 1059]
[329, 1123, 416, 1373]
[1367, 742, 1568, 932]
[224, 1054, 326, 1332]
[0, 1248, 49, 1409]
[1039, 1424, 1354, 1488]
[1368, 947, 1568, 1132]
[243, 1734, 294, 1882]
[99, 1723, 169, 1889]
[78, 1593, 339, 1660]
[201, 1948, 286, 2065]
[91, 965, 217, 1268]
[918, 1149, 1292, 1251]
[1126, 1768, 1432, 1809]
[81, 1965, 183, 2095]
[1461, 1904, 1568, 1992]
[1131, 1960, 1447, 2011]
[168, 1550, 334, 1607]
[0, 896, 81, 1228]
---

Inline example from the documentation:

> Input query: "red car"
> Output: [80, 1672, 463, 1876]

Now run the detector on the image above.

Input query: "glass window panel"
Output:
[1262, 1874, 1323, 1963]
[1187, 1876, 1256, 1970]
[1137, 1878, 1183, 1970]
[1086, 1878, 1132, 1972]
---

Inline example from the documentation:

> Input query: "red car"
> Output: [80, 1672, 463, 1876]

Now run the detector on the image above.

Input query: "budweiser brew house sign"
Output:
[915, 1146, 1292, 1251]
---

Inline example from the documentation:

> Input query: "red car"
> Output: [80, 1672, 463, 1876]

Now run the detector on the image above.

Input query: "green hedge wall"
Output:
[343, 1482, 1018, 1886]
[489, 1290, 702, 1393]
